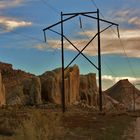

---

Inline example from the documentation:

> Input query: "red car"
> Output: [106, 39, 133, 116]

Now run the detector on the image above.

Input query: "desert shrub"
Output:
[14, 110, 65, 140]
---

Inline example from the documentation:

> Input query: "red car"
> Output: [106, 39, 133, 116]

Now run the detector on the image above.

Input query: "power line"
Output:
[0, 27, 61, 54]
[40, 0, 60, 14]
[41, 0, 118, 77]
[90, 0, 98, 9]
[0, 28, 44, 43]
[119, 38, 137, 78]
[11, 30, 44, 42]
[90, 0, 137, 78]
[90, 0, 118, 36]
[41, 0, 135, 80]
[81, 28, 117, 77]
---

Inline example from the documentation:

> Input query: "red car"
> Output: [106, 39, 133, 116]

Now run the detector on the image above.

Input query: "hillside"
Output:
[104, 79, 140, 110]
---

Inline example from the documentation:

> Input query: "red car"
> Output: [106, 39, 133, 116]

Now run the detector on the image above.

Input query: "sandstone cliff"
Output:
[0, 62, 42, 105]
[40, 65, 102, 108]
[40, 65, 80, 105]
[80, 73, 98, 106]
[0, 72, 5, 106]
[1, 61, 132, 112]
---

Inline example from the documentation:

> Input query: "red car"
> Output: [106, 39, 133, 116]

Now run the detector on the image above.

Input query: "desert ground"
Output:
[0, 105, 139, 140]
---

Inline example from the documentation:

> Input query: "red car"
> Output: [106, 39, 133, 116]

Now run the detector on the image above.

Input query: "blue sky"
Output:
[0, 0, 140, 90]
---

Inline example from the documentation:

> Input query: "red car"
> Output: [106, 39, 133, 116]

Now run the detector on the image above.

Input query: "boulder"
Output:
[80, 73, 98, 106]
[0, 72, 6, 106]
[40, 65, 80, 105]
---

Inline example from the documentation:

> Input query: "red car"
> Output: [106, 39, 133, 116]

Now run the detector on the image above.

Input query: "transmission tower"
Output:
[43, 9, 119, 112]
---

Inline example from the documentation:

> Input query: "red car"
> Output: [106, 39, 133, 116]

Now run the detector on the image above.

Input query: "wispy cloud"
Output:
[102, 75, 140, 84]
[0, 16, 32, 32]
[42, 28, 140, 58]
[128, 17, 140, 27]
[102, 75, 140, 90]
[33, 41, 61, 51]
[114, 9, 140, 28]
[115, 10, 130, 18]
[34, 44, 47, 51]
[0, 0, 23, 9]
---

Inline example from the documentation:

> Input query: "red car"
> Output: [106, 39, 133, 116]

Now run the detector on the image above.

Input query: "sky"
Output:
[0, 0, 140, 90]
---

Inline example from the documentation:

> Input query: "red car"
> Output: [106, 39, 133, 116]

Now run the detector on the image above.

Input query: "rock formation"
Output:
[0, 62, 42, 105]
[3, 61, 139, 111]
[102, 94, 125, 111]
[104, 79, 140, 110]
[40, 65, 80, 105]
[0, 72, 5, 106]
[80, 73, 98, 106]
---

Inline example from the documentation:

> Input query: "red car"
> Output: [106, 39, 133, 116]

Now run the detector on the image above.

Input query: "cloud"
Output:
[102, 75, 140, 83]
[119, 29, 140, 39]
[34, 44, 46, 51]
[0, 16, 32, 32]
[114, 9, 140, 28]
[44, 28, 140, 58]
[115, 10, 130, 18]
[128, 17, 140, 27]
[101, 75, 140, 90]
[100, 29, 140, 58]
[114, 10, 131, 22]
[33, 41, 61, 51]
[34, 44, 50, 51]
[0, 0, 23, 9]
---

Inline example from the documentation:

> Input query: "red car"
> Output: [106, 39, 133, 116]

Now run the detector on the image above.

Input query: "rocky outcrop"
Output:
[0, 62, 13, 75]
[80, 73, 98, 106]
[40, 65, 80, 105]
[0, 62, 42, 105]
[40, 65, 99, 107]
[104, 79, 140, 110]
[40, 70, 60, 103]
[30, 77, 42, 105]
[0, 72, 5, 106]
[65, 65, 80, 104]
[102, 95, 125, 111]
[2, 61, 138, 112]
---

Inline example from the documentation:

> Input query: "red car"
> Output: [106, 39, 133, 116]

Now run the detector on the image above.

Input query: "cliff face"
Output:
[0, 62, 42, 105]
[40, 65, 80, 105]
[0, 72, 5, 106]
[1, 61, 139, 111]
[104, 79, 140, 110]
[40, 65, 100, 106]
[80, 73, 98, 106]
[0, 62, 99, 107]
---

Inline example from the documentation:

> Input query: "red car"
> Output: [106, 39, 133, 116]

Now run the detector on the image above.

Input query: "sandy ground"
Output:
[134, 117, 140, 140]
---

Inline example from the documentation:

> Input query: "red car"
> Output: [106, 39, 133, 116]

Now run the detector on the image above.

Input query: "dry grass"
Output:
[0, 106, 66, 140]
[62, 108, 136, 140]
[15, 110, 65, 140]
[0, 106, 138, 140]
